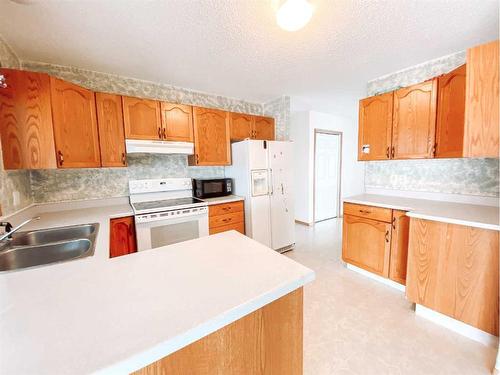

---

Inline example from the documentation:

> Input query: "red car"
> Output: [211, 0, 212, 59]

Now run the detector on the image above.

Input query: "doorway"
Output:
[313, 130, 342, 223]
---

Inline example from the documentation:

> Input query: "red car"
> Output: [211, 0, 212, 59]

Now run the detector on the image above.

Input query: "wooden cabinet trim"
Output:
[343, 202, 392, 223]
[388, 210, 409, 285]
[253, 115, 275, 141]
[122, 96, 162, 140]
[160, 102, 194, 142]
[209, 201, 244, 217]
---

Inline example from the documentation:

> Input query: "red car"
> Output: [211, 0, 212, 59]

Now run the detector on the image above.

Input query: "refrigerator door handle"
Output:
[269, 169, 274, 195]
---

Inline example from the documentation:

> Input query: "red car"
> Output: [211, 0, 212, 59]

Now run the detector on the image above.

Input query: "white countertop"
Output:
[0, 199, 314, 374]
[199, 195, 245, 205]
[344, 194, 499, 231]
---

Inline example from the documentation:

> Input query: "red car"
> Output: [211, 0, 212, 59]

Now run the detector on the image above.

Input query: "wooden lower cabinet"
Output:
[208, 201, 245, 235]
[388, 210, 410, 285]
[406, 218, 499, 335]
[342, 214, 391, 277]
[133, 288, 303, 375]
[109, 216, 137, 258]
[342, 203, 409, 284]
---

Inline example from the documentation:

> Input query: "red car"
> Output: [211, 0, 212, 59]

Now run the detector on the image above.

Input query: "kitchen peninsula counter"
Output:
[0, 199, 314, 374]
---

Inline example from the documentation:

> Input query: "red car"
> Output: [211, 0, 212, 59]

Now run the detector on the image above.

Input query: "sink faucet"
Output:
[0, 216, 41, 242]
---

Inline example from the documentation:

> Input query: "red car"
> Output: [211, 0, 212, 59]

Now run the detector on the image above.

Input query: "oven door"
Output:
[135, 211, 209, 251]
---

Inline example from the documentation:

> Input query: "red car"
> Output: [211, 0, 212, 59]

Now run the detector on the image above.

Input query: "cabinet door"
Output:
[392, 79, 437, 159]
[190, 107, 231, 165]
[230, 113, 253, 141]
[464, 40, 499, 158]
[50, 77, 101, 168]
[253, 116, 275, 140]
[342, 214, 391, 277]
[160, 102, 193, 142]
[96, 93, 127, 167]
[358, 92, 393, 160]
[388, 210, 409, 285]
[122, 96, 161, 140]
[0, 69, 56, 170]
[0, 69, 23, 169]
[109, 216, 137, 258]
[435, 65, 466, 158]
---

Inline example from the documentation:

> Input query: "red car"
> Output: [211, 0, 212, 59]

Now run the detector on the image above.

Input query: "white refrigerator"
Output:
[225, 140, 295, 252]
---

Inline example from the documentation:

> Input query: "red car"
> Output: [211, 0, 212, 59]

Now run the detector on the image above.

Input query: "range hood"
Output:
[125, 139, 194, 155]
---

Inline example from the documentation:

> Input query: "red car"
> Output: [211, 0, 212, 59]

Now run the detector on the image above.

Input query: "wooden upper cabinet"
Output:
[358, 92, 393, 161]
[435, 64, 466, 158]
[230, 112, 254, 141]
[342, 214, 391, 277]
[109, 216, 137, 258]
[95, 93, 127, 167]
[464, 40, 499, 158]
[50, 77, 101, 168]
[160, 102, 193, 142]
[122, 96, 161, 140]
[392, 79, 437, 159]
[190, 107, 231, 166]
[0, 69, 56, 170]
[253, 116, 275, 140]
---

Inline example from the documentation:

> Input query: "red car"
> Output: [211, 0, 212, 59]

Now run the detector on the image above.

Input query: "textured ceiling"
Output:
[0, 0, 498, 105]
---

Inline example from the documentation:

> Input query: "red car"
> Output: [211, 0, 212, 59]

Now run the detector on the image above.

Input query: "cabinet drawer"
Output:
[343, 202, 392, 223]
[209, 221, 245, 235]
[209, 201, 243, 217]
[209, 211, 244, 228]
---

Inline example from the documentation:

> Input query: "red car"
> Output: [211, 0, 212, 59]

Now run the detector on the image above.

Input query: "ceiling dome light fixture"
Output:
[276, 0, 314, 32]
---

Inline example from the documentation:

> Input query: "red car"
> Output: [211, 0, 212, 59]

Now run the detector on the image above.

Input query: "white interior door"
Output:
[314, 132, 341, 222]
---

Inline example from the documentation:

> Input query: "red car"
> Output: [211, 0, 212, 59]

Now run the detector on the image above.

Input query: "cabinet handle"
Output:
[432, 143, 437, 156]
[385, 230, 389, 243]
[162, 127, 166, 139]
[0, 74, 6, 89]
[121, 152, 126, 165]
[222, 207, 231, 211]
[195, 154, 199, 164]
[392, 217, 396, 230]
[158, 127, 162, 139]
[386, 147, 390, 159]
[391, 146, 395, 158]
[359, 209, 371, 214]
[57, 151, 64, 166]
[222, 218, 232, 223]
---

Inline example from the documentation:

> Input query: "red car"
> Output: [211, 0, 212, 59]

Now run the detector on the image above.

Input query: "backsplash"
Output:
[30, 154, 224, 203]
[365, 158, 499, 197]
[364, 50, 499, 198]
[0, 33, 291, 215]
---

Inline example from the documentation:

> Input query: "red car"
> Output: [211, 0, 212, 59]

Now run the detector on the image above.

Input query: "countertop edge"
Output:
[406, 212, 500, 231]
[92, 271, 315, 375]
[343, 198, 413, 211]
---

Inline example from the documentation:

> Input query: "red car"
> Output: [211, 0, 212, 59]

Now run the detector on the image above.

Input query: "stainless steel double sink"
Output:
[0, 223, 99, 272]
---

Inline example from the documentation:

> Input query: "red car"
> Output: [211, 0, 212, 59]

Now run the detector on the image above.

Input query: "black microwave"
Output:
[193, 178, 233, 199]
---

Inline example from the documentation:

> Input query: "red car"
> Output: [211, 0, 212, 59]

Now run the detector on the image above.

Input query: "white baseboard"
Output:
[415, 304, 499, 348]
[345, 263, 405, 292]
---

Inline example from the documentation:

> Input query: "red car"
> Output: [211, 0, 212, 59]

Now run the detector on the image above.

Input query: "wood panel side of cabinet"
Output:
[133, 288, 303, 375]
[50, 77, 101, 168]
[95, 93, 127, 167]
[464, 40, 499, 157]
[253, 116, 275, 140]
[406, 218, 499, 335]
[342, 214, 391, 277]
[358, 92, 393, 161]
[160, 102, 194, 142]
[109, 216, 137, 258]
[189, 107, 231, 166]
[435, 64, 466, 158]
[122, 96, 162, 140]
[388, 210, 409, 285]
[392, 79, 437, 159]
[230, 112, 254, 141]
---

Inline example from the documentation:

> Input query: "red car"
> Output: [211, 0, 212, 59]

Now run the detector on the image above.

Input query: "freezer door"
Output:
[248, 140, 268, 170]
[248, 194, 272, 248]
[268, 141, 295, 250]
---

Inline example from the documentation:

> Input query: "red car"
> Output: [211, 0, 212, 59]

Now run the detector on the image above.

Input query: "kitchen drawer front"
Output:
[343, 202, 392, 223]
[209, 201, 244, 217]
[209, 211, 244, 228]
[209, 221, 245, 235]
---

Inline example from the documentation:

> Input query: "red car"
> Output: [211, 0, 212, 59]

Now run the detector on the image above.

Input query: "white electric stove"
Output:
[129, 178, 209, 251]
